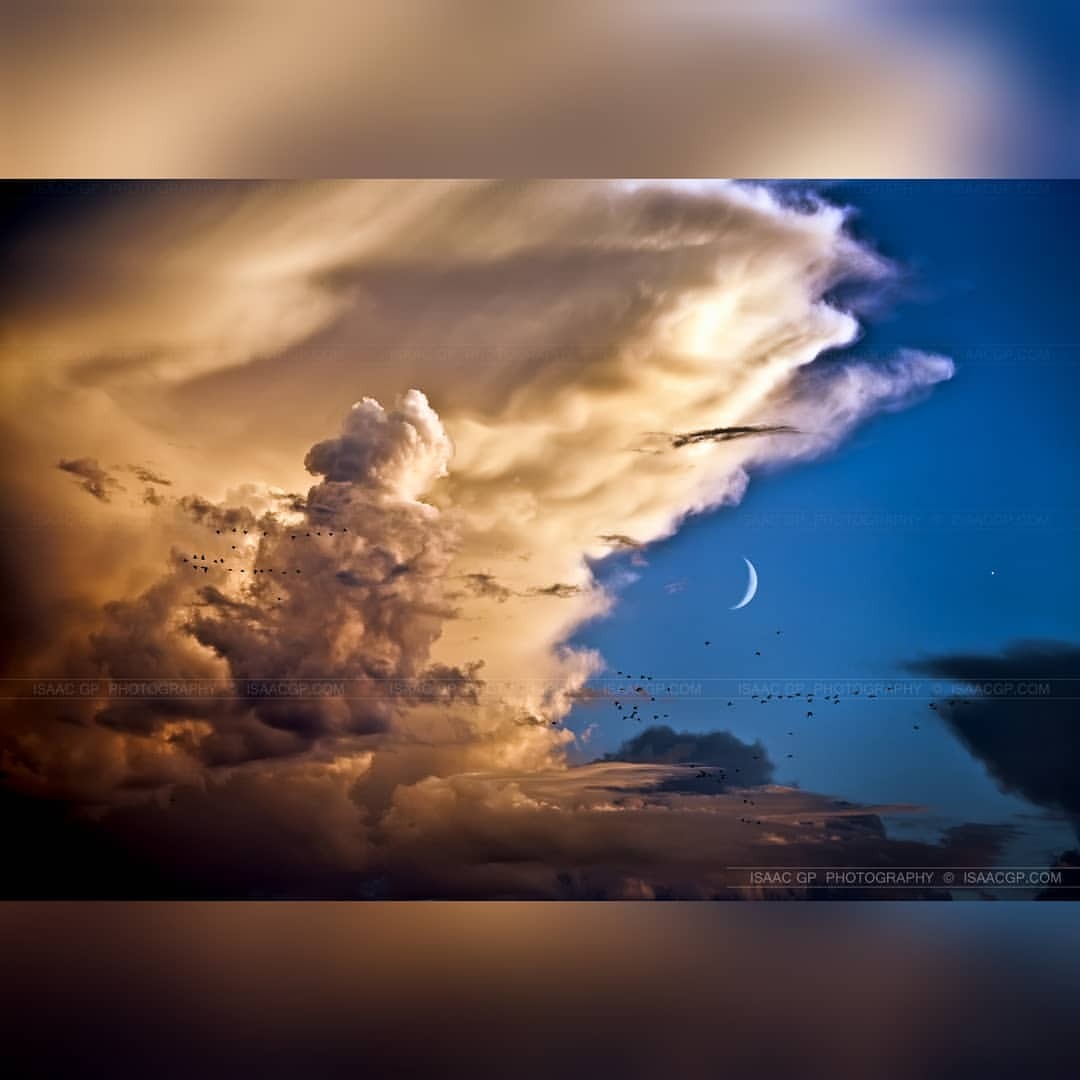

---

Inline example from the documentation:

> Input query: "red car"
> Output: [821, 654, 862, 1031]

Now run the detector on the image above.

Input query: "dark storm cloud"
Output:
[1037, 850, 1080, 901]
[0, 750, 1015, 899]
[600, 725, 773, 790]
[361, 764, 1013, 900]
[668, 424, 801, 449]
[530, 583, 582, 599]
[335, 561, 412, 589]
[597, 533, 644, 549]
[177, 494, 263, 533]
[909, 641, 1080, 833]
[57, 456, 122, 501]
[128, 464, 172, 486]
[404, 662, 486, 706]
[461, 573, 512, 602]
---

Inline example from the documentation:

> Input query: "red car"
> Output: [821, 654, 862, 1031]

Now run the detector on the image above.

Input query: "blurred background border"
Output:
[2, 2, 1078, 1075]
[4, 0, 1078, 178]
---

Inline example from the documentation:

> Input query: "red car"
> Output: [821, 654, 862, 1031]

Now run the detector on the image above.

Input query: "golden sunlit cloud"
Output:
[1, 180, 971, 896]
[4, 2, 1062, 177]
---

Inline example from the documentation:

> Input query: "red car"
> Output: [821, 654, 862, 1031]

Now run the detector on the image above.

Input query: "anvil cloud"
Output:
[0, 181, 958, 896]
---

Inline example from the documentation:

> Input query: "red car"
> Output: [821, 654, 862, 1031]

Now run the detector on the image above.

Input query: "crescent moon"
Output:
[730, 557, 758, 610]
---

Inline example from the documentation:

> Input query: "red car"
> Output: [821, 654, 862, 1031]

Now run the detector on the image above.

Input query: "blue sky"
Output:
[568, 181, 1080, 862]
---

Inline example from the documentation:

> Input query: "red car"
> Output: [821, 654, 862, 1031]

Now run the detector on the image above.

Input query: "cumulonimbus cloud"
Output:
[1, 181, 962, 895]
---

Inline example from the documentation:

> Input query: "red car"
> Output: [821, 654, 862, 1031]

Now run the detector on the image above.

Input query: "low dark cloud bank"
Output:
[601, 725, 773, 791]
[910, 641, 1080, 833]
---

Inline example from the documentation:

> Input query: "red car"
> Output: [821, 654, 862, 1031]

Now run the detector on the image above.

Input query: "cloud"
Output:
[303, 390, 452, 497]
[353, 763, 1012, 899]
[461, 573, 512, 602]
[0, 182, 967, 896]
[129, 464, 171, 486]
[666, 423, 801, 449]
[6, 2, 1053, 178]
[530, 584, 583, 599]
[57, 457, 122, 501]
[597, 534, 644, 550]
[1, 755, 1014, 898]
[1036, 850, 1080, 901]
[601, 725, 774, 790]
[176, 390, 475, 747]
[909, 641, 1080, 835]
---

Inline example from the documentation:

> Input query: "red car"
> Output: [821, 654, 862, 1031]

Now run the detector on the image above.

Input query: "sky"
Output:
[567, 181, 1080, 862]
[1, 179, 1078, 898]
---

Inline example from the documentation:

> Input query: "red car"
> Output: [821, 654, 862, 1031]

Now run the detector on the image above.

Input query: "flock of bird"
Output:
[181, 524, 355, 603]
[600, 628, 971, 827]
[607, 631, 959, 737]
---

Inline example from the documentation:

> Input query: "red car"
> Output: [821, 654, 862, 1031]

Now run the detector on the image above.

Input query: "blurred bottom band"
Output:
[0, 902, 1076, 1079]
